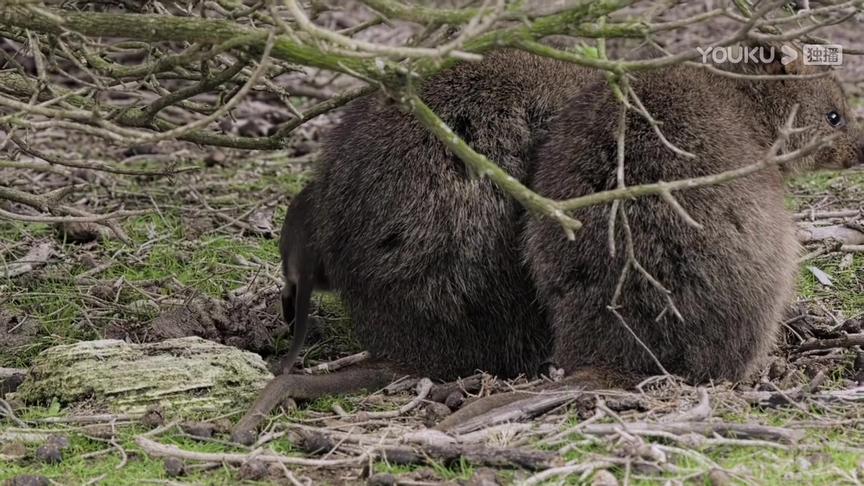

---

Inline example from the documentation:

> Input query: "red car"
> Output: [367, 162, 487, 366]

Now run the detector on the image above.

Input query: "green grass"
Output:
[798, 252, 864, 317]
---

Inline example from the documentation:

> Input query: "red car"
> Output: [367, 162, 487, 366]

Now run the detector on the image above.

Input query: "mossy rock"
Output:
[13, 337, 273, 414]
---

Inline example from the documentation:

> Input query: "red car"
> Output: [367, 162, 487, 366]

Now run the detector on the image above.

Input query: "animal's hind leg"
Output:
[231, 361, 403, 445]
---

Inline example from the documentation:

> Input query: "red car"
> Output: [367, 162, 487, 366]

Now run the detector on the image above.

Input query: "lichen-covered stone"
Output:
[13, 337, 273, 414]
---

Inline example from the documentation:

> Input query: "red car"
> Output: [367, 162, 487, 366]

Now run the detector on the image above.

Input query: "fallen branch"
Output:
[797, 333, 864, 352]
[135, 436, 367, 467]
[362, 378, 433, 420]
[448, 390, 586, 435]
[794, 209, 861, 221]
[379, 442, 558, 471]
[797, 225, 864, 245]
[303, 351, 371, 375]
[577, 420, 804, 444]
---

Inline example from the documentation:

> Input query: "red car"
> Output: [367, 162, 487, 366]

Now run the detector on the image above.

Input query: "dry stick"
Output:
[0, 91, 146, 139]
[448, 390, 587, 435]
[797, 225, 864, 245]
[10, 135, 198, 176]
[362, 378, 433, 420]
[0, 207, 147, 224]
[302, 351, 371, 375]
[291, 426, 559, 470]
[792, 209, 861, 221]
[797, 333, 864, 352]
[577, 421, 804, 444]
[139, 56, 247, 122]
[0, 399, 27, 428]
[135, 436, 367, 467]
[521, 460, 618, 486]
[0, 71, 284, 150]
[272, 85, 375, 139]
[660, 388, 711, 423]
[378, 442, 558, 471]
[34, 414, 138, 425]
[607, 102, 676, 376]
[285, 0, 482, 61]
[0, 185, 136, 242]
[130, 33, 275, 145]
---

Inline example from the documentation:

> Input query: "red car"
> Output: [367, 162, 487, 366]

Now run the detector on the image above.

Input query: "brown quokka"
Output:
[276, 183, 329, 374]
[524, 51, 864, 383]
[312, 50, 597, 380]
[233, 50, 599, 443]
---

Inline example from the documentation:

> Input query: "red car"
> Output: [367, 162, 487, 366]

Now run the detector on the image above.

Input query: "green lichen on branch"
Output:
[0, 7, 381, 77]
[404, 93, 582, 238]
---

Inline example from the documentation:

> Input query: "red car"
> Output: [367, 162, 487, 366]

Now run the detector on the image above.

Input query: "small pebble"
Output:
[592, 469, 619, 486]
[5, 476, 51, 486]
[47, 435, 70, 449]
[0, 442, 27, 460]
[163, 457, 186, 477]
[232, 431, 257, 447]
[467, 468, 501, 486]
[708, 469, 731, 486]
[238, 460, 268, 481]
[140, 406, 165, 428]
[0, 373, 25, 395]
[298, 431, 334, 454]
[267, 463, 284, 478]
[444, 391, 465, 410]
[211, 418, 233, 435]
[55, 222, 103, 243]
[123, 144, 158, 157]
[367, 473, 396, 486]
[180, 421, 215, 439]
[204, 150, 227, 167]
[35, 443, 62, 464]
[380, 448, 418, 465]
[81, 424, 115, 440]
[89, 284, 115, 302]
[424, 401, 452, 425]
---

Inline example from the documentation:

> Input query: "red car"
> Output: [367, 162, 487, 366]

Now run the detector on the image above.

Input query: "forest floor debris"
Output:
[2, 152, 864, 483]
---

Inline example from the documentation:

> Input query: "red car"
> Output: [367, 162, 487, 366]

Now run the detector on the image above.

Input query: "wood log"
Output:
[12, 337, 273, 414]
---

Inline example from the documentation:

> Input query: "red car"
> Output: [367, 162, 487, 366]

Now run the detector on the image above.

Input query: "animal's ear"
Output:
[751, 41, 813, 76]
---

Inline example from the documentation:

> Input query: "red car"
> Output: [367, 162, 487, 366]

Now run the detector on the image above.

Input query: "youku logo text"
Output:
[697, 45, 843, 66]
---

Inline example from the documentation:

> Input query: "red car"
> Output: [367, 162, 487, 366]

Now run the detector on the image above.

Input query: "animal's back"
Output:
[314, 50, 595, 379]
[525, 66, 799, 382]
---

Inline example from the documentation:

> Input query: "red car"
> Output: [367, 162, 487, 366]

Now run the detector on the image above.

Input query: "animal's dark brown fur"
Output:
[234, 47, 863, 443]
[312, 50, 597, 380]
[524, 58, 864, 383]
[277, 183, 329, 374]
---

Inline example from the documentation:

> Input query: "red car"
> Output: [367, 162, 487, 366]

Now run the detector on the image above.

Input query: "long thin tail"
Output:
[279, 278, 313, 374]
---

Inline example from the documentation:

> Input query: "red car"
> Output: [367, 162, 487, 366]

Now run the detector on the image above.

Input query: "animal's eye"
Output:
[826, 111, 844, 127]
